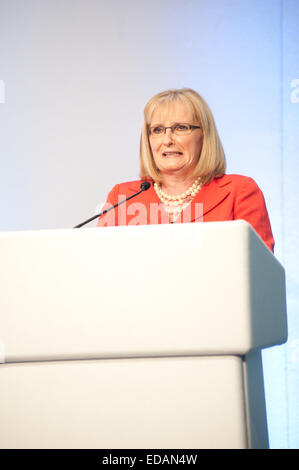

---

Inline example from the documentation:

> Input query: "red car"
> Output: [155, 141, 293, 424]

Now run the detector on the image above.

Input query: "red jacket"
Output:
[97, 174, 275, 252]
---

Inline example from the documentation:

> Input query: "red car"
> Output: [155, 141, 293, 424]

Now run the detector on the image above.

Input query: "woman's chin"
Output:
[159, 162, 193, 176]
[160, 161, 186, 171]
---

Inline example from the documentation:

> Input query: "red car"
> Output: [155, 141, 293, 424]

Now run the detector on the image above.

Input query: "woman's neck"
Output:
[160, 174, 197, 196]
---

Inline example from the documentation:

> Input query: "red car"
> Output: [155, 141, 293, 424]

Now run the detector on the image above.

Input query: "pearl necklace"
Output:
[154, 177, 202, 220]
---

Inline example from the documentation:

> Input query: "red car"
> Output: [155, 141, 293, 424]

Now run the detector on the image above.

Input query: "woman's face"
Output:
[149, 100, 203, 179]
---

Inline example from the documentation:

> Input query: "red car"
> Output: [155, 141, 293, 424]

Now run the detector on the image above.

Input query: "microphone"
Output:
[73, 181, 151, 228]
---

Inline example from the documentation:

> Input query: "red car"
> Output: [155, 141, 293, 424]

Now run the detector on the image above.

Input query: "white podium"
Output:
[0, 221, 287, 449]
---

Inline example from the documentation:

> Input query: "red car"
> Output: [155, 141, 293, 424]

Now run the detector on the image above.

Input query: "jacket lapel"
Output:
[192, 176, 232, 220]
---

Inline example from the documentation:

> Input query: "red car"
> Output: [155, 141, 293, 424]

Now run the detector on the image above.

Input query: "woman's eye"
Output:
[176, 124, 188, 132]
[153, 126, 164, 134]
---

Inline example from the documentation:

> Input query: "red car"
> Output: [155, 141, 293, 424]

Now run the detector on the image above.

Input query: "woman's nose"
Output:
[162, 128, 175, 144]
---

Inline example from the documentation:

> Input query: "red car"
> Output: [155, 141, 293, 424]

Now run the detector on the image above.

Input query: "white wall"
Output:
[0, 0, 298, 448]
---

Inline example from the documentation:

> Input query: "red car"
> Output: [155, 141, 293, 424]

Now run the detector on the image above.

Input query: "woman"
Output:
[97, 88, 274, 252]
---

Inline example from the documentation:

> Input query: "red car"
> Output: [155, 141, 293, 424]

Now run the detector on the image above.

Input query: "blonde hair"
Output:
[139, 88, 226, 185]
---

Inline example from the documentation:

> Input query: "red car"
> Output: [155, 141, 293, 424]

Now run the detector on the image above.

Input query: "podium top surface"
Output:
[0, 221, 287, 363]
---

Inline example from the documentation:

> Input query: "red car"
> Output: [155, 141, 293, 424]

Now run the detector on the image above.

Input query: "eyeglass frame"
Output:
[148, 123, 201, 136]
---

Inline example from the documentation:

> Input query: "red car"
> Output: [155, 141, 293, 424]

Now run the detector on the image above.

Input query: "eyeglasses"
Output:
[149, 123, 201, 137]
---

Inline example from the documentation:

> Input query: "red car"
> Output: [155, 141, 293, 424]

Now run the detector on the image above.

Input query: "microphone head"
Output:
[140, 181, 151, 191]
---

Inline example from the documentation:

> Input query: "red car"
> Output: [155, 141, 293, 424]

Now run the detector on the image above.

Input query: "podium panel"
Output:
[0, 355, 266, 449]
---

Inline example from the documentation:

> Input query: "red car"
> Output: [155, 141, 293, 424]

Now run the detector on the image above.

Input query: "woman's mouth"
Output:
[162, 151, 183, 157]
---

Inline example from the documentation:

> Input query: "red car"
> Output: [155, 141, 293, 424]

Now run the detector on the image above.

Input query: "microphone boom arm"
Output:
[73, 182, 150, 228]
